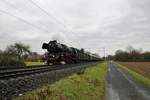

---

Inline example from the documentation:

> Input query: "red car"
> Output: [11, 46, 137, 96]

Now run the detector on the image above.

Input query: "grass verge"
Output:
[115, 62, 150, 87]
[25, 61, 45, 66]
[15, 62, 107, 100]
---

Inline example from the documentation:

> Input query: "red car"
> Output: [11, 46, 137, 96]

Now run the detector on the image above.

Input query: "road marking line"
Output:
[108, 66, 111, 72]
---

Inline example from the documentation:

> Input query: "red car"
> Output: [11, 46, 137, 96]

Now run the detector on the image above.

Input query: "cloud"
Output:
[0, 0, 150, 56]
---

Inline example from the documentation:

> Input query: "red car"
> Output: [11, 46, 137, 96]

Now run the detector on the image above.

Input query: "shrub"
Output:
[0, 52, 25, 68]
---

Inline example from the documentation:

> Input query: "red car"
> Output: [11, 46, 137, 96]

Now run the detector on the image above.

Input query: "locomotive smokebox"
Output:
[42, 43, 48, 49]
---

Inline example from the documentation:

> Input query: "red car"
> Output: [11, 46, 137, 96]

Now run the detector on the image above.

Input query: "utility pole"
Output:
[103, 47, 106, 61]
[99, 48, 107, 61]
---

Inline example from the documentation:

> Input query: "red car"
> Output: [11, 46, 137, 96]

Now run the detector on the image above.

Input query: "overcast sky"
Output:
[0, 0, 150, 56]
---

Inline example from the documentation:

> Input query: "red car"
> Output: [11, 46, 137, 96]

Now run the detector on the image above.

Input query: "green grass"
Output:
[25, 61, 45, 66]
[115, 62, 150, 87]
[15, 62, 107, 100]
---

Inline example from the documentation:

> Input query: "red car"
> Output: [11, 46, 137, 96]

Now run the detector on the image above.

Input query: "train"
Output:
[42, 40, 101, 65]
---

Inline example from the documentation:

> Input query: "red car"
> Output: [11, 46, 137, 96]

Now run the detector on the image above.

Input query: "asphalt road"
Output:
[105, 62, 150, 100]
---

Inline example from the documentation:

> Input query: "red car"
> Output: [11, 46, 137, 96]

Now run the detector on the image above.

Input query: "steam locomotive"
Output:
[42, 40, 100, 65]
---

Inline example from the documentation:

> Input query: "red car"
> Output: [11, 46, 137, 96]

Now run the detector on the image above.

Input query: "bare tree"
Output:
[126, 45, 134, 53]
[5, 43, 31, 60]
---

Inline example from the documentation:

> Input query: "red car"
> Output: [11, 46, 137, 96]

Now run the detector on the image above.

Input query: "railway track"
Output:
[0, 62, 97, 80]
[0, 62, 99, 99]
[0, 65, 47, 70]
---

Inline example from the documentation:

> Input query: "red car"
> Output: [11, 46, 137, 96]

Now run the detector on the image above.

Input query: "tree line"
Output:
[0, 43, 43, 66]
[108, 46, 150, 61]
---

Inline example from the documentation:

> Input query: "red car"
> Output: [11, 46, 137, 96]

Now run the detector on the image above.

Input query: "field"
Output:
[119, 62, 150, 79]
[25, 61, 46, 66]
[15, 62, 107, 100]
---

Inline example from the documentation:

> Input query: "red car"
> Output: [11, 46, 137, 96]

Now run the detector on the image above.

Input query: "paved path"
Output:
[105, 62, 150, 100]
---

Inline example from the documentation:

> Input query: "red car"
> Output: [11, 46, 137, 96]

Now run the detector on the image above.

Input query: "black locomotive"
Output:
[42, 40, 100, 65]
